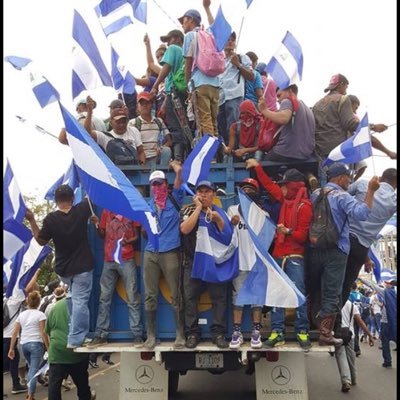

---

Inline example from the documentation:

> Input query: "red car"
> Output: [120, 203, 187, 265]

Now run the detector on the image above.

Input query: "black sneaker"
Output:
[132, 336, 144, 347]
[296, 331, 312, 350]
[11, 384, 27, 394]
[213, 335, 229, 349]
[87, 337, 107, 348]
[185, 334, 199, 349]
[382, 362, 392, 368]
[89, 360, 99, 368]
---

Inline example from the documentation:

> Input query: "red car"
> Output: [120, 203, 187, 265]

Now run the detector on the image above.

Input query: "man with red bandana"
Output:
[224, 100, 264, 162]
[246, 159, 313, 349]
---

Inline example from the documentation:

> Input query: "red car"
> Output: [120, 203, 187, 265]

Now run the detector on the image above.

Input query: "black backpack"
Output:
[103, 131, 138, 165]
[309, 188, 342, 249]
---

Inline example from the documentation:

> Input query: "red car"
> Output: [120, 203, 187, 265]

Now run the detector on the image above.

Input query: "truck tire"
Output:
[168, 371, 179, 396]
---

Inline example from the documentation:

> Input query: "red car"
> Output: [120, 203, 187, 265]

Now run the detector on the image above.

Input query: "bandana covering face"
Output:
[152, 184, 168, 209]
[239, 100, 261, 148]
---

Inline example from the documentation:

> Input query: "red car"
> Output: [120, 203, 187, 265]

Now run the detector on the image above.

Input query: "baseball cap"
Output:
[76, 98, 97, 111]
[178, 9, 201, 25]
[53, 287, 66, 299]
[160, 29, 184, 43]
[326, 162, 351, 180]
[238, 178, 259, 191]
[277, 169, 306, 184]
[54, 184, 74, 201]
[324, 73, 349, 93]
[255, 62, 267, 75]
[109, 99, 125, 109]
[195, 180, 215, 191]
[137, 92, 154, 103]
[111, 107, 129, 120]
[149, 170, 166, 184]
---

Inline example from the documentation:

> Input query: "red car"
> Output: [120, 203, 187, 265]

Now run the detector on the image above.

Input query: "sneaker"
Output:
[355, 350, 361, 357]
[89, 360, 99, 369]
[382, 362, 392, 368]
[20, 378, 27, 386]
[297, 331, 312, 350]
[87, 337, 107, 348]
[132, 336, 144, 348]
[185, 334, 199, 349]
[264, 331, 285, 348]
[90, 389, 96, 400]
[213, 335, 229, 349]
[229, 331, 243, 349]
[341, 382, 351, 392]
[37, 374, 49, 386]
[250, 330, 262, 349]
[66, 343, 79, 349]
[11, 384, 27, 394]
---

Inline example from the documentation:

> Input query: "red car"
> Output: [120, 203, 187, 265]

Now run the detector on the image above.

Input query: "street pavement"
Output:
[3, 341, 396, 399]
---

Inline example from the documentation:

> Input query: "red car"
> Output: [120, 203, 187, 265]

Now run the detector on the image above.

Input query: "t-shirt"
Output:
[160, 44, 184, 93]
[94, 127, 142, 152]
[16, 309, 46, 345]
[38, 200, 94, 277]
[245, 70, 263, 105]
[99, 210, 140, 262]
[272, 99, 315, 159]
[341, 300, 360, 335]
[45, 299, 88, 364]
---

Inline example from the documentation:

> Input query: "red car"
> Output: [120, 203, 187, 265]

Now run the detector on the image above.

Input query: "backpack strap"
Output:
[7, 301, 23, 326]
[237, 55, 242, 84]
[102, 130, 114, 138]
[133, 118, 142, 132]
[153, 117, 163, 133]
[168, 193, 181, 212]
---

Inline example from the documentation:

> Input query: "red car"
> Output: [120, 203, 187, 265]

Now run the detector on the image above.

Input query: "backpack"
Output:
[103, 131, 138, 165]
[171, 59, 187, 93]
[257, 96, 299, 152]
[308, 188, 340, 249]
[3, 298, 23, 329]
[193, 27, 225, 77]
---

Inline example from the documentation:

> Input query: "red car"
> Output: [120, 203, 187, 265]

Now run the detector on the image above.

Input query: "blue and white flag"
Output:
[266, 31, 303, 90]
[3, 219, 32, 265]
[5, 239, 52, 300]
[236, 189, 306, 308]
[44, 160, 82, 204]
[378, 213, 396, 238]
[322, 113, 372, 168]
[95, 0, 134, 36]
[112, 238, 123, 264]
[4, 56, 32, 70]
[181, 135, 220, 187]
[210, 6, 232, 52]
[380, 268, 396, 283]
[58, 101, 159, 249]
[111, 47, 136, 95]
[192, 206, 238, 283]
[131, 0, 147, 24]
[4, 160, 26, 223]
[368, 242, 382, 283]
[72, 9, 113, 99]
[28, 362, 49, 386]
[245, 0, 254, 8]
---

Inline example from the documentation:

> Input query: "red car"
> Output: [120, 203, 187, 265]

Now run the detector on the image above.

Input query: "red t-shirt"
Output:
[99, 210, 140, 262]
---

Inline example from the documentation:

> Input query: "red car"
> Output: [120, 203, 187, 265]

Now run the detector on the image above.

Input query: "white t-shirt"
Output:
[15, 309, 46, 345]
[94, 126, 142, 151]
[227, 204, 257, 272]
[341, 300, 360, 335]
[3, 297, 25, 338]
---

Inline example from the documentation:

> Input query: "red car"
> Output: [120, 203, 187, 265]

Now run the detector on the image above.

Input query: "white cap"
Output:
[149, 170, 166, 183]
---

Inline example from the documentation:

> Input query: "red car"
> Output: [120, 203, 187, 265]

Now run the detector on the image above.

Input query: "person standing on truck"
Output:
[88, 209, 143, 348]
[142, 161, 186, 350]
[227, 178, 265, 349]
[25, 185, 96, 349]
[180, 181, 238, 349]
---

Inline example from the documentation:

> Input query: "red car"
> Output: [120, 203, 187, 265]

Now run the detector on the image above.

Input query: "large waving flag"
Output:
[245, 0, 254, 8]
[132, 0, 147, 24]
[111, 46, 136, 95]
[322, 113, 372, 167]
[236, 189, 306, 307]
[3, 219, 32, 264]
[44, 160, 82, 204]
[210, 6, 232, 52]
[181, 135, 220, 190]
[95, 0, 135, 36]
[72, 9, 113, 99]
[266, 31, 303, 90]
[192, 206, 238, 283]
[380, 268, 396, 282]
[5, 239, 52, 300]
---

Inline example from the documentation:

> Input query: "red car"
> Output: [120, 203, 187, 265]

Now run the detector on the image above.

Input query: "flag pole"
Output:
[235, 16, 245, 50]
[16, 115, 59, 141]
[368, 123, 377, 176]
[87, 197, 99, 228]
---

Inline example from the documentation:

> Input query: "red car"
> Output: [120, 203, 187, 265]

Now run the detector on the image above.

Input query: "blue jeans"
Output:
[308, 247, 348, 317]
[381, 322, 392, 364]
[271, 257, 309, 333]
[217, 97, 243, 144]
[144, 147, 172, 170]
[95, 259, 142, 338]
[61, 270, 93, 347]
[22, 341, 45, 395]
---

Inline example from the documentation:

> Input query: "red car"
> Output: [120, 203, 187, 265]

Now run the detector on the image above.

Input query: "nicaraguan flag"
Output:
[210, 6, 232, 52]
[266, 31, 303, 90]
[368, 242, 382, 283]
[378, 213, 397, 238]
[4, 56, 32, 70]
[236, 189, 306, 308]
[28, 362, 49, 387]
[3, 219, 32, 264]
[111, 46, 136, 95]
[4, 160, 27, 223]
[72, 9, 113, 99]
[132, 0, 147, 24]
[95, 0, 134, 36]
[192, 206, 238, 283]
[112, 238, 124, 264]
[380, 268, 396, 283]
[322, 113, 372, 167]
[182, 135, 220, 187]
[44, 160, 82, 205]
[58, 100, 159, 250]
[5, 239, 52, 300]
[245, 0, 254, 8]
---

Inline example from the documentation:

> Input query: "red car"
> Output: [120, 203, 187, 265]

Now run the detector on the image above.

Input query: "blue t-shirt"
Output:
[245, 70, 263, 105]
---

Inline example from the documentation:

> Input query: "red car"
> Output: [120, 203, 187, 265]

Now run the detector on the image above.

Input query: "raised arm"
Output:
[144, 34, 162, 75]
[203, 0, 215, 25]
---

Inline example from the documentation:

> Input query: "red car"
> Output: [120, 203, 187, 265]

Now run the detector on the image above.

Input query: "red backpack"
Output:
[258, 96, 299, 152]
[193, 26, 225, 77]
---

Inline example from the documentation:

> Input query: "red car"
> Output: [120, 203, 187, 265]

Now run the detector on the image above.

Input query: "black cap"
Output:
[326, 162, 351, 180]
[160, 29, 184, 43]
[54, 184, 74, 201]
[277, 169, 305, 184]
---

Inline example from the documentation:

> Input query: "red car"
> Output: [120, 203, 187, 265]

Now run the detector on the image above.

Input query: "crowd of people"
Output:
[3, 1, 397, 398]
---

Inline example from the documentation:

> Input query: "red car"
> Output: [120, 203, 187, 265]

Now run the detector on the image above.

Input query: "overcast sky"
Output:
[4, 0, 397, 198]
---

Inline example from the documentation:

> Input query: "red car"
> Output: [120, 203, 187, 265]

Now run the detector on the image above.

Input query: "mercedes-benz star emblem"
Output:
[135, 365, 154, 384]
[271, 365, 291, 385]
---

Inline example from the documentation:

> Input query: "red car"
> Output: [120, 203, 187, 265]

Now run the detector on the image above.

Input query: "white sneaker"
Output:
[229, 331, 243, 349]
[251, 330, 262, 349]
